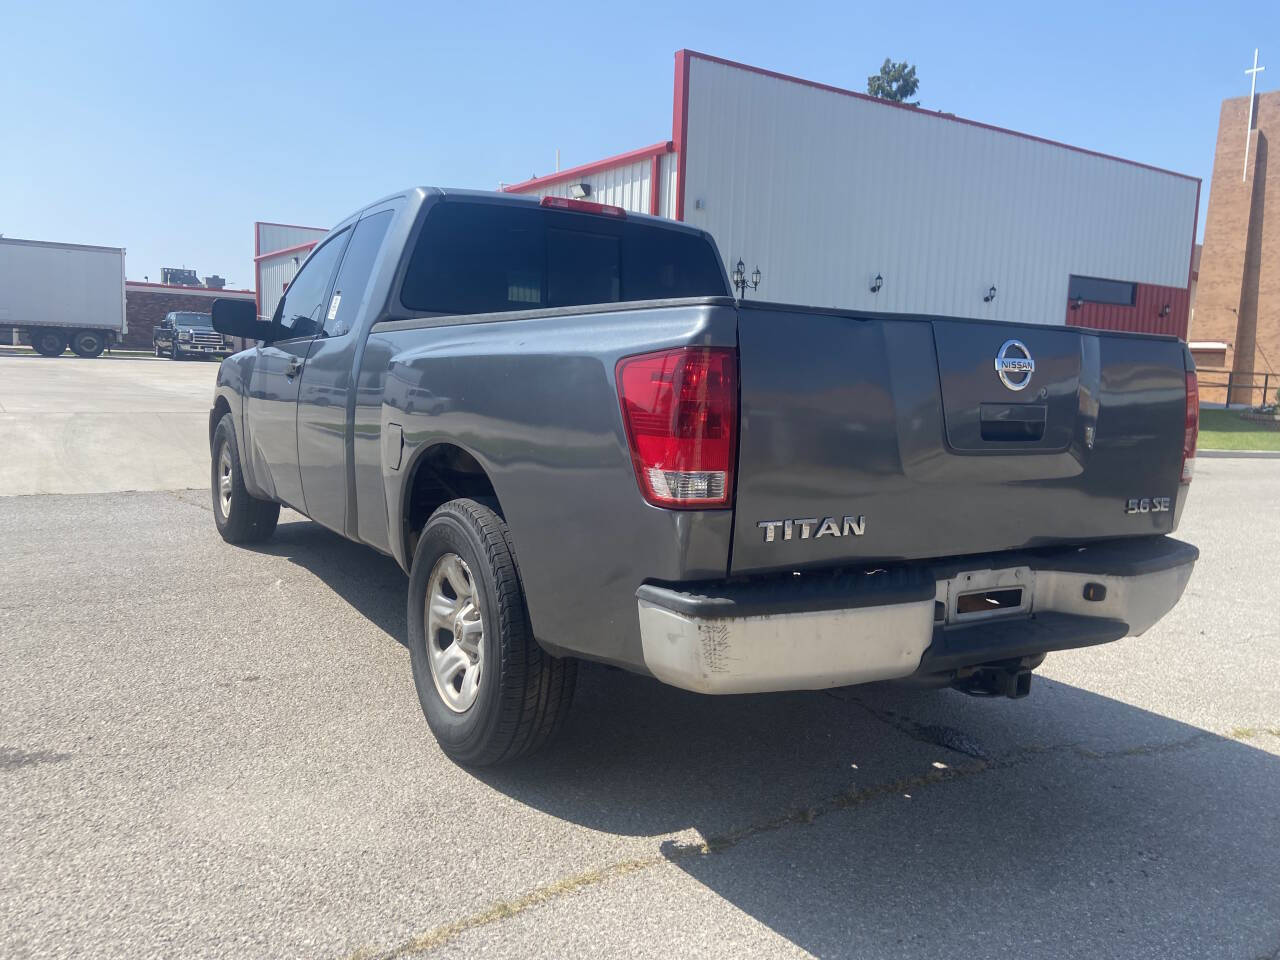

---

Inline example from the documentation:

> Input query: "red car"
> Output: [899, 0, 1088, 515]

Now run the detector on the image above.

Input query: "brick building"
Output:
[1192, 88, 1280, 405]
[122, 281, 254, 351]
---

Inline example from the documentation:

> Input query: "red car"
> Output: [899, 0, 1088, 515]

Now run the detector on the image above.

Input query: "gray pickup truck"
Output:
[209, 187, 1200, 765]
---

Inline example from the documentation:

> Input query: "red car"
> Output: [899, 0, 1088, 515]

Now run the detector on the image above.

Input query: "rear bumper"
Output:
[635, 536, 1198, 694]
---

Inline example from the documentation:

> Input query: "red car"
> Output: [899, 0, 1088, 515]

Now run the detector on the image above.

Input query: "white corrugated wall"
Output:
[680, 56, 1198, 323]
[255, 223, 328, 321]
[257, 252, 309, 322]
[657, 151, 678, 219]
[256, 223, 327, 258]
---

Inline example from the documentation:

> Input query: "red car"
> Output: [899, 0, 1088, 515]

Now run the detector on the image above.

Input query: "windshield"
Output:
[172, 313, 213, 328]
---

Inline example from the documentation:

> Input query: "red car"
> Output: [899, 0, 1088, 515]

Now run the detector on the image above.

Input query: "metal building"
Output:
[505, 50, 1200, 338]
[254, 221, 328, 321]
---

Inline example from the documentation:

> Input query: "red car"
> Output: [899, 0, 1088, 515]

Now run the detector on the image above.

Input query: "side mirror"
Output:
[212, 298, 274, 343]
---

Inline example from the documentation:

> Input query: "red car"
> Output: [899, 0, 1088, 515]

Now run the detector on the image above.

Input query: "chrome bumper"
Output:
[636, 537, 1197, 695]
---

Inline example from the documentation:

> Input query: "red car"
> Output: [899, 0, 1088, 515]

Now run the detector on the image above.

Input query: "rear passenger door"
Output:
[297, 204, 398, 535]
[244, 229, 349, 511]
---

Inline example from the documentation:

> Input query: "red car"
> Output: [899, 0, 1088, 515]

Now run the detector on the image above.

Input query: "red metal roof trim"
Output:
[254, 240, 318, 263]
[503, 141, 673, 194]
[673, 50, 691, 221]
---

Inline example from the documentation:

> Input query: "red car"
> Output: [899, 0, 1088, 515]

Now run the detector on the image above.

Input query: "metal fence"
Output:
[1196, 368, 1277, 408]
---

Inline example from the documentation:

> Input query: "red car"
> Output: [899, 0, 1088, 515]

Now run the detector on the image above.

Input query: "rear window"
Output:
[399, 201, 728, 315]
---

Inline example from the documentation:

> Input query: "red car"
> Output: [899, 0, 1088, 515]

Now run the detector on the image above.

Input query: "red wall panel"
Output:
[1064, 282, 1190, 339]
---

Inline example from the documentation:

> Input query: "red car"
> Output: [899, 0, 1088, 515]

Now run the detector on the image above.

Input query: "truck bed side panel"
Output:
[359, 303, 738, 669]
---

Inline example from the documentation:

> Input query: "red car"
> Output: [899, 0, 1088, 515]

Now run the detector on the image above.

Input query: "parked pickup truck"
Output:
[209, 187, 1200, 766]
[153, 311, 234, 360]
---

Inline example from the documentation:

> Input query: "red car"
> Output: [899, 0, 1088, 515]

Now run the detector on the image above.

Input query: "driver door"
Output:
[244, 229, 349, 511]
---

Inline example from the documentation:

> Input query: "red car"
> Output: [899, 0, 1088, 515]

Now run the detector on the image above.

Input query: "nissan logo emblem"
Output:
[995, 339, 1035, 391]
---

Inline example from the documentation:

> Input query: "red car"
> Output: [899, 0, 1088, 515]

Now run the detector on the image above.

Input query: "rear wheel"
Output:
[211, 412, 280, 543]
[408, 498, 576, 765]
[31, 329, 66, 357]
[70, 330, 106, 358]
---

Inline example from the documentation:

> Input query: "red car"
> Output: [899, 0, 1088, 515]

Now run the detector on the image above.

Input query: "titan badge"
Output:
[757, 516, 866, 543]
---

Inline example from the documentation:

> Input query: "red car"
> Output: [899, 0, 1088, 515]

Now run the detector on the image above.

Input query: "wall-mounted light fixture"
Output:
[983, 285, 998, 303]
[732, 259, 762, 298]
[870, 273, 883, 294]
[1070, 296, 1084, 311]
[569, 183, 591, 199]
[1158, 304, 1171, 318]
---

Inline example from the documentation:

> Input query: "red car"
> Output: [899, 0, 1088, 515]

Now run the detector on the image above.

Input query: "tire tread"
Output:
[212, 413, 280, 544]
[423, 499, 576, 765]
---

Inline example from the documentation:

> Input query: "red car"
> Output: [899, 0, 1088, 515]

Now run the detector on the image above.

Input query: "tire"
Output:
[31, 329, 66, 357]
[170, 341, 182, 361]
[154, 343, 162, 357]
[70, 330, 106, 358]
[211, 412, 280, 543]
[408, 498, 576, 765]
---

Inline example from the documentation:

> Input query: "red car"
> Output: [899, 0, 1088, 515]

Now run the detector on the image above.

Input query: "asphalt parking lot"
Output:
[0, 349, 217, 495]
[1, 353, 1278, 959]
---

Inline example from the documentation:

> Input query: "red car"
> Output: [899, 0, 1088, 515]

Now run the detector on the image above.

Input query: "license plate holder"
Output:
[937, 566, 1034, 625]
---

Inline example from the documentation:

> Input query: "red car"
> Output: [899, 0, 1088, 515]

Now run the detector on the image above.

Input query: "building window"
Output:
[1068, 275, 1137, 306]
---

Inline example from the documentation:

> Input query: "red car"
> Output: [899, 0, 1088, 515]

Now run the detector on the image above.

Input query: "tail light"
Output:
[539, 196, 627, 218]
[616, 347, 738, 508]
[1182, 370, 1198, 484]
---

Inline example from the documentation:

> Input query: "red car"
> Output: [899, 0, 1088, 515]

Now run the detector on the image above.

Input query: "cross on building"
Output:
[1244, 49, 1266, 181]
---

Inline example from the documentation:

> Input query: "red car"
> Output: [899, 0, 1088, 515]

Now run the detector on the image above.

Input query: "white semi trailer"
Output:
[0, 237, 127, 358]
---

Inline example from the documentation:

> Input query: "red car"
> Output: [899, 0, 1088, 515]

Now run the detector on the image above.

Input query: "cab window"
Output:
[272, 230, 350, 339]
[322, 210, 394, 337]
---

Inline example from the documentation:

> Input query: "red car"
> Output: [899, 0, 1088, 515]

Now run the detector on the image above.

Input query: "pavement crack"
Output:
[1228, 726, 1280, 742]
[664, 756, 993, 858]
[0, 746, 72, 771]
[346, 725, 1260, 958]
[823, 689, 991, 759]
[348, 757, 995, 959]
[162, 489, 212, 513]
[346, 855, 665, 960]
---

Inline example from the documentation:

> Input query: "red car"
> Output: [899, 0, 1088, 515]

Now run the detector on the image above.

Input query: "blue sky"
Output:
[1, 0, 1274, 287]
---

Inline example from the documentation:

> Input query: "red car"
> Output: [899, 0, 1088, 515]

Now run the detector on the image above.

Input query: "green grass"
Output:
[1198, 408, 1280, 451]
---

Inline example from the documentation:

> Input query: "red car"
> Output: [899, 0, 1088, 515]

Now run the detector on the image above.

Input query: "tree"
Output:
[866, 58, 920, 106]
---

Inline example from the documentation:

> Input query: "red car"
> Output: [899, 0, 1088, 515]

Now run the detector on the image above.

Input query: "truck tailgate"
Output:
[730, 303, 1190, 576]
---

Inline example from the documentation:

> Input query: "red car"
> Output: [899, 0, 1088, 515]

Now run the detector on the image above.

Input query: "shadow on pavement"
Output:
[244, 514, 1280, 958]
[486, 670, 1280, 957]
[245, 515, 409, 645]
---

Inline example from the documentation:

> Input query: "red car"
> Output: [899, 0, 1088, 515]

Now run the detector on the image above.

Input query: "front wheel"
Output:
[211, 413, 280, 543]
[170, 341, 182, 361]
[31, 329, 66, 357]
[408, 498, 576, 766]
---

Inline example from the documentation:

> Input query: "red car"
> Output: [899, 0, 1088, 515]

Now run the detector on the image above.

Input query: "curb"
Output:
[1199, 449, 1280, 459]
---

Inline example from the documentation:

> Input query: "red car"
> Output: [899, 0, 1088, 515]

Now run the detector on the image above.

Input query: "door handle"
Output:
[286, 357, 304, 378]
